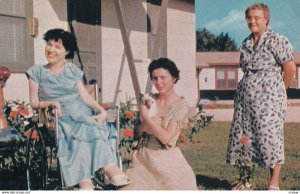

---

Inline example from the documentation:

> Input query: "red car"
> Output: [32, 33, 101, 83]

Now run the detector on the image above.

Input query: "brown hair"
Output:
[245, 3, 270, 25]
[148, 58, 180, 83]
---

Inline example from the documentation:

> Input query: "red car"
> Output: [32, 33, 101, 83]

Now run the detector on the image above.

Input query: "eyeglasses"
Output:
[245, 16, 264, 22]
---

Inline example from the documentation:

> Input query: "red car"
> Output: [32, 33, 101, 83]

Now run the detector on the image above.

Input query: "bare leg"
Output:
[269, 164, 281, 190]
[79, 179, 94, 190]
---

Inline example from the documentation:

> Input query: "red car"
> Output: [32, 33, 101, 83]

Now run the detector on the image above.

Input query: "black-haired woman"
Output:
[26, 28, 131, 190]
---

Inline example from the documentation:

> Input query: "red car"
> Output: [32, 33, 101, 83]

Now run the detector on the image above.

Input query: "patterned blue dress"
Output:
[26, 63, 117, 187]
[227, 27, 294, 169]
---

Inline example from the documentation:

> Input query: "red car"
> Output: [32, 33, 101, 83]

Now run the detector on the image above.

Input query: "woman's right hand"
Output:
[91, 112, 107, 126]
[50, 101, 62, 117]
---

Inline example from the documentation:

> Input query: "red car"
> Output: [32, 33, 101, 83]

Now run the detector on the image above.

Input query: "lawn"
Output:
[180, 121, 300, 190]
[1, 121, 299, 190]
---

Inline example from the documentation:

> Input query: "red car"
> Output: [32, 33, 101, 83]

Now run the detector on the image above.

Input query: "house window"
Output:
[0, 0, 33, 72]
[216, 68, 238, 90]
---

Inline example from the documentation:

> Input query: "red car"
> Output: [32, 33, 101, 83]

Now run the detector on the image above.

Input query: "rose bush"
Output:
[233, 135, 261, 189]
[0, 100, 55, 189]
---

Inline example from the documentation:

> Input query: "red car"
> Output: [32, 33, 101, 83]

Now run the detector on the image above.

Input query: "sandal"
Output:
[104, 174, 131, 187]
[269, 185, 280, 190]
[232, 181, 252, 190]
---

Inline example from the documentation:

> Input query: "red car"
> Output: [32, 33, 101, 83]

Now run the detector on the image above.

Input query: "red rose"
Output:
[19, 109, 29, 117]
[10, 111, 19, 119]
[123, 128, 134, 138]
[24, 130, 39, 141]
[125, 111, 135, 119]
[179, 133, 186, 142]
[208, 104, 217, 109]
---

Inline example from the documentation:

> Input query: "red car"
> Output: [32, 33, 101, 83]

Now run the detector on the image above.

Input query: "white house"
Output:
[1, 0, 198, 106]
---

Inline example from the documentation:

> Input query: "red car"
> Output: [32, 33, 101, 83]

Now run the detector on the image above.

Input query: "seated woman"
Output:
[26, 28, 131, 190]
[121, 58, 197, 190]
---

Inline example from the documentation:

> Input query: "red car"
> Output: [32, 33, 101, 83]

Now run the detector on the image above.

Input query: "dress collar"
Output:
[242, 27, 273, 52]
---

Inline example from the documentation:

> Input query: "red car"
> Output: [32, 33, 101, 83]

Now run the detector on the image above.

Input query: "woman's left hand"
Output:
[139, 103, 149, 119]
[91, 112, 107, 126]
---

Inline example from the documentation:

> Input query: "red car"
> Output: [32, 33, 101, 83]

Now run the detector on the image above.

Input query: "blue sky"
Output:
[196, 0, 300, 51]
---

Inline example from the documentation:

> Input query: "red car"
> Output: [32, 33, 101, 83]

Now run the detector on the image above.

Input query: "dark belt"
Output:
[244, 69, 259, 76]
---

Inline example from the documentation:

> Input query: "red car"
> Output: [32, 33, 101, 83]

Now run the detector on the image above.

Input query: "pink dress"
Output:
[121, 98, 197, 190]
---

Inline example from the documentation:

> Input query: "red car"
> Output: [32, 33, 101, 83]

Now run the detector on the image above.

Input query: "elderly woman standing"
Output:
[227, 3, 296, 190]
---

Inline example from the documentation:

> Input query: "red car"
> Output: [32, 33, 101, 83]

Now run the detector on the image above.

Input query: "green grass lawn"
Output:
[1, 121, 299, 190]
[180, 121, 300, 190]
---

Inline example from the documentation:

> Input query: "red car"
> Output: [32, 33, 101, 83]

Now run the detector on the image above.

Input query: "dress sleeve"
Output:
[163, 100, 189, 148]
[25, 65, 41, 84]
[272, 35, 294, 65]
[66, 63, 84, 83]
[168, 101, 189, 128]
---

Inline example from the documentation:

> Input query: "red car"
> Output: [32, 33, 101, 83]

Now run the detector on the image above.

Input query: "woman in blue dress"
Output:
[26, 28, 131, 190]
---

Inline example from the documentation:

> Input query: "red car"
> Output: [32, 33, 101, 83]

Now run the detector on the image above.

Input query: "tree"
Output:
[196, 28, 238, 51]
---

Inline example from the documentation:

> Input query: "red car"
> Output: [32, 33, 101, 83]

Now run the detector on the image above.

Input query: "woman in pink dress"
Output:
[121, 58, 197, 190]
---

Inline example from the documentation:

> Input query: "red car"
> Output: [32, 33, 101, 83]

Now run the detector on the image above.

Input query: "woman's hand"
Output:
[140, 103, 162, 123]
[49, 101, 62, 117]
[91, 112, 107, 126]
[139, 103, 163, 135]
[283, 60, 296, 89]
[139, 103, 149, 120]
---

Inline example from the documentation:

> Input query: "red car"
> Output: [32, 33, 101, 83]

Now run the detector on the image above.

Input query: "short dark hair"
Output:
[43, 28, 78, 59]
[148, 58, 180, 83]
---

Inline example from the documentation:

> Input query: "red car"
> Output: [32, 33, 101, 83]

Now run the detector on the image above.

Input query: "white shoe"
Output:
[105, 174, 131, 187]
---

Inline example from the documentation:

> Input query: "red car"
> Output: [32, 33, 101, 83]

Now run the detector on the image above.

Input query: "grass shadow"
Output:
[196, 174, 232, 190]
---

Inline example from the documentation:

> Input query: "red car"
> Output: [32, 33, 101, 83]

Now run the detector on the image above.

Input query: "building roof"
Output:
[197, 52, 300, 69]
[196, 52, 240, 68]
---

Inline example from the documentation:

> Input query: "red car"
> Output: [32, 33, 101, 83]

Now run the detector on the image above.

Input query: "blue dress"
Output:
[26, 63, 117, 187]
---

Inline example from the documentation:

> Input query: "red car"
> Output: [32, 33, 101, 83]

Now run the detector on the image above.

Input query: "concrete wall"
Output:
[33, 0, 68, 65]
[4, 0, 68, 102]
[101, 0, 197, 106]
[238, 68, 243, 81]
[167, 0, 196, 105]
[101, 0, 149, 105]
[199, 68, 215, 89]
